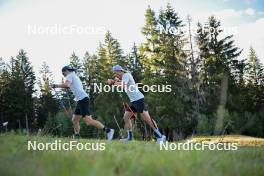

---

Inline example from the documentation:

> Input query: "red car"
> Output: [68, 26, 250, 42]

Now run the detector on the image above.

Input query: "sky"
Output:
[0, 0, 263, 82]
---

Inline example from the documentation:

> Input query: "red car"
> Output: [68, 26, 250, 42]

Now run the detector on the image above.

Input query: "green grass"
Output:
[0, 134, 264, 176]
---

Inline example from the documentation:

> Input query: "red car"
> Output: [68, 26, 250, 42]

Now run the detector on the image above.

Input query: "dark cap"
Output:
[61, 65, 76, 72]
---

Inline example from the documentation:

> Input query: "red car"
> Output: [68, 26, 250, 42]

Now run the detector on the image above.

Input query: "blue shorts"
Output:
[126, 98, 148, 113]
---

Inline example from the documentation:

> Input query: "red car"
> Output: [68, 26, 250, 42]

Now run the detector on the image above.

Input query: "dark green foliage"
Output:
[0, 50, 36, 130]
[36, 62, 59, 128]
[0, 5, 263, 138]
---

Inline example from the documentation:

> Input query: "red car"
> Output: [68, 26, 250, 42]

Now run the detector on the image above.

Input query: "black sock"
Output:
[103, 127, 110, 133]
[74, 133, 80, 139]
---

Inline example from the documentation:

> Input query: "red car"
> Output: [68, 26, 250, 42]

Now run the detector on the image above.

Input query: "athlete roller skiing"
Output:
[52, 65, 114, 140]
[107, 65, 166, 144]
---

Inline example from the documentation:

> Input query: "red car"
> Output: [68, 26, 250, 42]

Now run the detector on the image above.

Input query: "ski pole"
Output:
[124, 102, 157, 129]
[113, 115, 121, 131]
[53, 88, 71, 118]
[123, 102, 137, 119]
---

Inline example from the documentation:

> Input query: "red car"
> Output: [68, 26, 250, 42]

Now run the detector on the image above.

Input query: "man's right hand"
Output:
[106, 79, 115, 85]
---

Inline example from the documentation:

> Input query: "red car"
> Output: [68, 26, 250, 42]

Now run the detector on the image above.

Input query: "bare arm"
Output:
[113, 81, 124, 86]
[107, 77, 127, 88]
[53, 80, 71, 88]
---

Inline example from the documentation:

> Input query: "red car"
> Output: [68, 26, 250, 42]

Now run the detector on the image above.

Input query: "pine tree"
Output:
[127, 43, 143, 82]
[94, 32, 126, 129]
[97, 31, 127, 79]
[247, 46, 263, 85]
[104, 31, 127, 67]
[141, 6, 159, 54]
[196, 16, 242, 134]
[83, 52, 99, 106]
[0, 58, 11, 126]
[196, 16, 242, 108]
[186, 15, 204, 129]
[0, 58, 7, 73]
[5, 50, 36, 130]
[97, 42, 110, 81]
[36, 62, 59, 128]
[198, 16, 242, 79]
[140, 4, 194, 138]
[69, 52, 83, 80]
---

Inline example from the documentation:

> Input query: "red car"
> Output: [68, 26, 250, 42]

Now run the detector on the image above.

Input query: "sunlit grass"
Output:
[0, 133, 263, 176]
[190, 135, 264, 146]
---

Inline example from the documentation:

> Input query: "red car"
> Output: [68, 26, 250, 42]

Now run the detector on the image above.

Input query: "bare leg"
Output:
[140, 110, 163, 139]
[83, 115, 114, 140]
[124, 111, 133, 130]
[83, 115, 104, 129]
[120, 111, 135, 140]
[140, 111, 158, 130]
[72, 114, 81, 134]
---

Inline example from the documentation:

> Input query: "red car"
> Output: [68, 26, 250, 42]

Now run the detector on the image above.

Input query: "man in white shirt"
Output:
[53, 65, 114, 140]
[107, 65, 166, 144]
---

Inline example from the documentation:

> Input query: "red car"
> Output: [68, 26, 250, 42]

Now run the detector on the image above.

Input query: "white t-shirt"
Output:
[122, 73, 144, 102]
[65, 72, 88, 101]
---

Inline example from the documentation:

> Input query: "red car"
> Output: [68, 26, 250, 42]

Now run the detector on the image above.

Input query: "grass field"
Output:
[0, 134, 264, 176]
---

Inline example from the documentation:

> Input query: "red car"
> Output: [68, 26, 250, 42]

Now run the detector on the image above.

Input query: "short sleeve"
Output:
[122, 73, 130, 84]
[65, 74, 73, 84]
